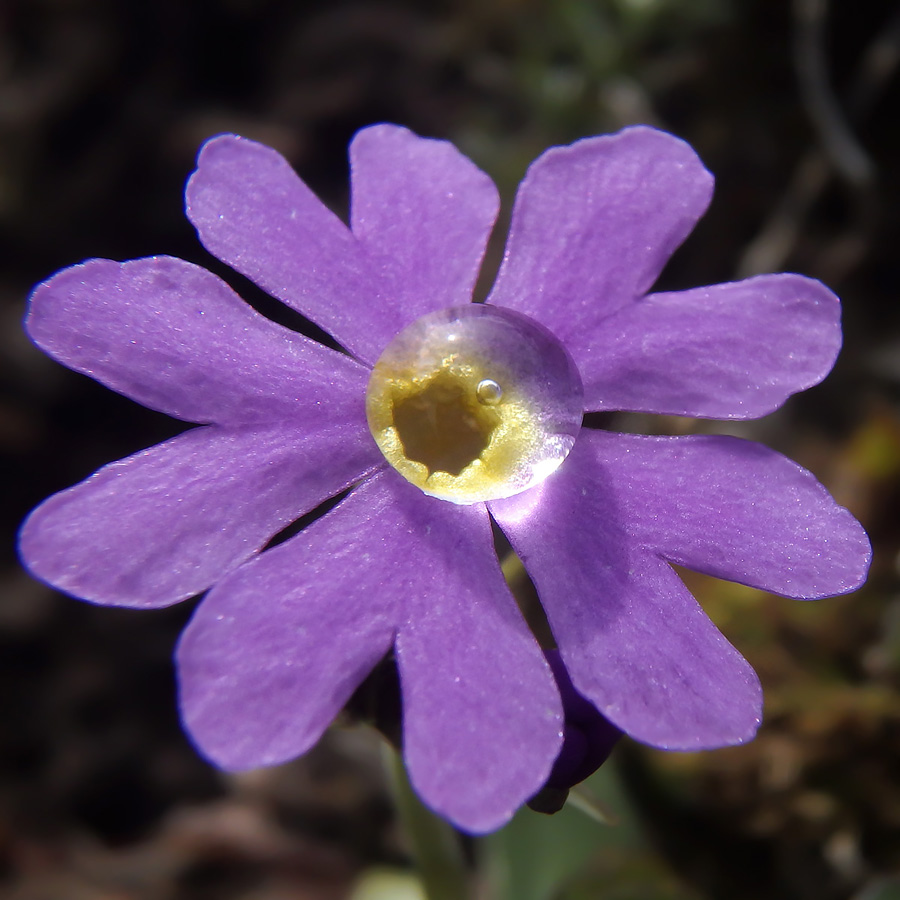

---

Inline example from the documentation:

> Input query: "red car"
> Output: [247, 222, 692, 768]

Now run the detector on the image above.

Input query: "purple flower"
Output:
[19, 124, 870, 834]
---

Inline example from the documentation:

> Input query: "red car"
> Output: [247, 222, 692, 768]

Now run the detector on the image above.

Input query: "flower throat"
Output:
[391, 369, 502, 476]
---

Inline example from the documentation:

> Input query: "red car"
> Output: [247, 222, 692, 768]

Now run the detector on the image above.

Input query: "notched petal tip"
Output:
[761, 271, 844, 387]
[17, 491, 191, 610]
[18, 423, 382, 611]
[185, 133, 295, 228]
[639, 671, 764, 753]
[24, 255, 371, 427]
[347, 122, 500, 343]
[350, 121, 499, 195]
[349, 123, 501, 238]
[576, 431, 871, 603]
[794, 503, 873, 601]
[190, 130, 269, 164]
[738, 450, 873, 602]
[528, 123, 715, 199]
[579, 271, 846, 420]
[184, 124, 413, 365]
[589, 630, 765, 754]
[186, 132, 281, 192]
[488, 123, 717, 340]
[24, 256, 110, 351]
[193, 131, 244, 156]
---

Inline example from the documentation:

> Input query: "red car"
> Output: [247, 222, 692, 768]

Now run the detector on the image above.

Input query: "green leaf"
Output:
[481, 763, 642, 900]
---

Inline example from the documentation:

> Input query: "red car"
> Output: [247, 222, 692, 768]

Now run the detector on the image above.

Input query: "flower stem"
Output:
[384, 743, 471, 900]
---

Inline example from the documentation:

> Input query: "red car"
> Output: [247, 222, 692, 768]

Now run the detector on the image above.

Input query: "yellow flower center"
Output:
[365, 305, 583, 504]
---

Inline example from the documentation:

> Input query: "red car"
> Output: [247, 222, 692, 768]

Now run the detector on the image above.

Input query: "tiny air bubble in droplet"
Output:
[476, 379, 503, 405]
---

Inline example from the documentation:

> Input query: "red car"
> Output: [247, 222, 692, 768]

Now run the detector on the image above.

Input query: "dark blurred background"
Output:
[2, 1, 900, 898]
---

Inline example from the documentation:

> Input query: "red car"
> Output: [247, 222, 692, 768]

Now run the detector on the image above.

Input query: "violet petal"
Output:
[20, 422, 383, 608]
[25, 256, 369, 426]
[579, 275, 843, 418]
[187, 128, 496, 365]
[487, 126, 713, 348]
[391, 478, 563, 833]
[571, 429, 871, 598]
[349, 124, 499, 320]
[186, 134, 386, 362]
[178, 469, 562, 833]
[177, 473, 400, 771]
[490, 439, 763, 749]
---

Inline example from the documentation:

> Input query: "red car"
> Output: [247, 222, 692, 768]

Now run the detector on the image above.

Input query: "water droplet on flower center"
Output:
[365, 305, 584, 504]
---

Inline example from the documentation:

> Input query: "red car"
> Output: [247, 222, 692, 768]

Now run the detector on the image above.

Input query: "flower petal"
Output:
[19, 422, 382, 608]
[391, 481, 562, 833]
[490, 439, 763, 750]
[349, 124, 499, 319]
[573, 430, 871, 599]
[176, 473, 400, 771]
[189, 130, 491, 365]
[25, 256, 369, 426]
[578, 275, 843, 417]
[187, 134, 395, 363]
[178, 469, 562, 833]
[487, 126, 713, 348]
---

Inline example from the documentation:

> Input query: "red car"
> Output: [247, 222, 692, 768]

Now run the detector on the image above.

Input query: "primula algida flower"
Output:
[20, 124, 870, 833]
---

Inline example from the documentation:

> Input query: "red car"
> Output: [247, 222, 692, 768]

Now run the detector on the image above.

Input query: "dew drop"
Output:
[365, 304, 583, 504]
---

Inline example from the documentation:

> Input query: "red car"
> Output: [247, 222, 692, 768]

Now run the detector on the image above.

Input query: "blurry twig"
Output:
[794, 0, 873, 186]
[738, 4, 900, 277]
[566, 783, 619, 825]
